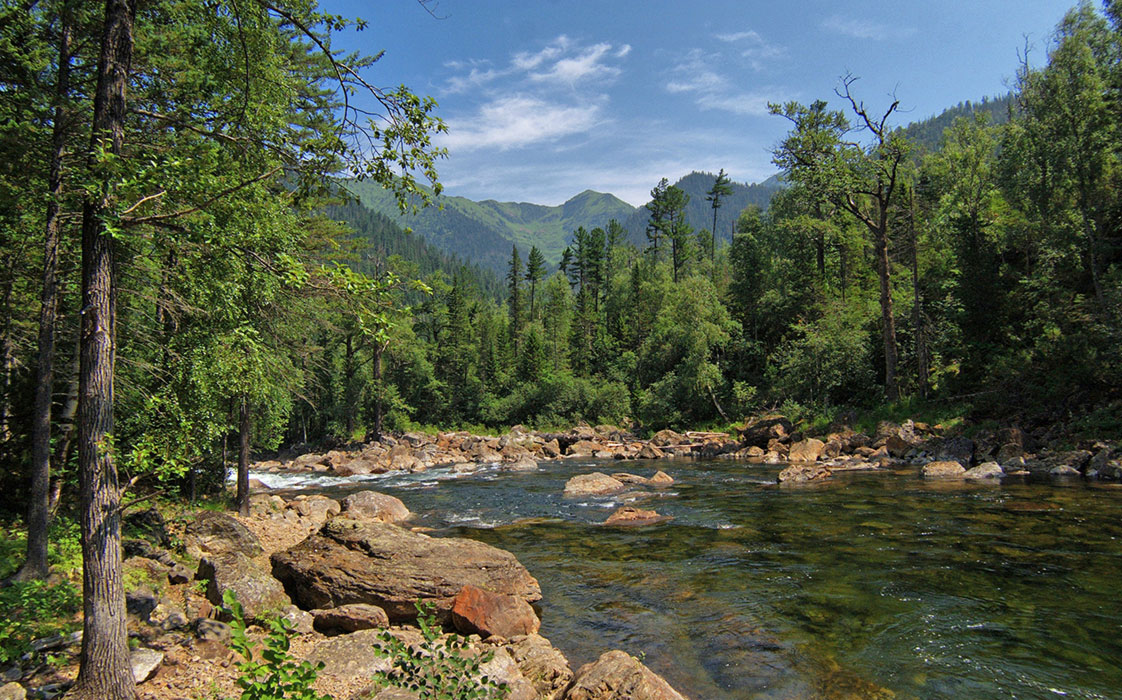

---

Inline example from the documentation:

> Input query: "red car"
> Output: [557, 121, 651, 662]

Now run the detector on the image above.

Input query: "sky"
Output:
[324, 0, 1079, 207]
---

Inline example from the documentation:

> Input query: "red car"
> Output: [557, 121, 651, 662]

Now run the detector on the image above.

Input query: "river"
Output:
[252, 457, 1122, 699]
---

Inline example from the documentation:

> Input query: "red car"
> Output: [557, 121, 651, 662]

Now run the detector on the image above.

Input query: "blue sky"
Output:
[325, 0, 1077, 206]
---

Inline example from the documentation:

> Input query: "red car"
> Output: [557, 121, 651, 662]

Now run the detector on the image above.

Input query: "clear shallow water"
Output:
[253, 459, 1122, 699]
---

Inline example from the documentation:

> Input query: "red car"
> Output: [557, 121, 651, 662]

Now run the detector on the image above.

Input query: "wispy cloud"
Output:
[713, 28, 786, 70]
[440, 95, 605, 152]
[665, 49, 786, 116]
[822, 15, 915, 40]
[444, 35, 629, 94]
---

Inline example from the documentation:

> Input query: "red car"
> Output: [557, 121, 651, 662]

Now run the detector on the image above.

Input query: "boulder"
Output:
[196, 552, 291, 622]
[603, 507, 671, 526]
[963, 462, 1005, 480]
[130, 648, 163, 684]
[312, 604, 390, 635]
[649, 470, 674, 485]
[649, 429, 683, 447]
[610, 473, 649, 485]
[921, 461, 966, 479]
[933, 437, 975, 468]
[0, 683, 25, 700]
[503, 456, 539, 471]
[637, 443, 666, 460]
[1050, 464, 1082, 477]
[308, 629, 399, 679]
[567, 440, 602, 457]
[787, 438, 825, 463]
[288, 495, 341, 526]
[271, 519, 541, 622]
[995, 443, 1024, 465]
[777, 463, 831, 483]
[193, 618, 231, 643]
[563, 472, 626, 497]
[541, 439, 562, 458]
[506, 634, 573, 700]
[885, 434, 915, 458]
[739, 415, 793, 448]
[451, 585, 541, 638]
[183, 510, 263, 559]
[566, 650, 688, 700]
[341, 490, 411, 524]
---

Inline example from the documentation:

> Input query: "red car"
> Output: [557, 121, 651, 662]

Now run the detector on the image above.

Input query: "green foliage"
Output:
[0, 579, 81, 663]
[372, 601, 508, 700]
[224, 589, 331, 700]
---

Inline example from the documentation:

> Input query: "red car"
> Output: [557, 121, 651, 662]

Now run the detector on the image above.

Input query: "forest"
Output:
[0, 0, 1121, 698]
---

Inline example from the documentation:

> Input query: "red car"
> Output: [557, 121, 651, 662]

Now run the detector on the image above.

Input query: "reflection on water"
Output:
[254, 458, 1122, 699]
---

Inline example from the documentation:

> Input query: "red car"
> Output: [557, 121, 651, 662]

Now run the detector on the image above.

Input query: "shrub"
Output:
[0, 579, 81, 663]
[372, 601, 508, 700]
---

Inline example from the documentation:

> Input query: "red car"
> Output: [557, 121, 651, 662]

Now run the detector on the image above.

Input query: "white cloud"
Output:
[716, 30, 762, 43]
[822, 15, 915, 40]
[665, 49, 786, 116]
[439, 95, 604, 152]
[712, 28, 786, 70]
[444, 35, 629, 94]
[530, 42, 620, 85]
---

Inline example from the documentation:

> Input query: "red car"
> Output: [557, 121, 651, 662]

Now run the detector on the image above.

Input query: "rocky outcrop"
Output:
[450, 584, 541, 638]
[184, 511, 263, 559]
[271, 519, 541, 622]
[341, 490, 411, 524]
[563, 472, 626, 497]
[566, 650, 689, 700]
[739, 415, 793, 448]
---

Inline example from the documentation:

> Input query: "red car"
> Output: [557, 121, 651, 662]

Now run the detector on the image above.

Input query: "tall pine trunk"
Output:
[19, 6, 73, 583]
[874, 214, 900, 402]
[237, 395, 250, 516]
[71, 0, 137, 697]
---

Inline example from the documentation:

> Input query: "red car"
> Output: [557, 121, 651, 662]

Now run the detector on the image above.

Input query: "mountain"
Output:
[620, 171, 785, 247]
[343, 179, 636, 273]
[897, 93, 1014, 151]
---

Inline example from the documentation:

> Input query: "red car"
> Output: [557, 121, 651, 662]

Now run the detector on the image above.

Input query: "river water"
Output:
[252, 457, 1122, 699]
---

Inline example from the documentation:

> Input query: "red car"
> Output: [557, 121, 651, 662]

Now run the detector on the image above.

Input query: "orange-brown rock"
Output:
[603, 506, 672, 526]
[450, 584, 541, 638]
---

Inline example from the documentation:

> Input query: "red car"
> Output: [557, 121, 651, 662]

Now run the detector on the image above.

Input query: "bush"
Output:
[224, 589, 330, 700]
[372, 601, 508, 700]
[0, 579, 81, 663]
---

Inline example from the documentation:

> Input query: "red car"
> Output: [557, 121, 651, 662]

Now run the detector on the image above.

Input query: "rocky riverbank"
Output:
[0, 487, 691, 700]
[252, 417, 1121, 488]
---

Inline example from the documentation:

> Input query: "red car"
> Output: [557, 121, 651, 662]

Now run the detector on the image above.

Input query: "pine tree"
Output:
[525, 245, 545, 321]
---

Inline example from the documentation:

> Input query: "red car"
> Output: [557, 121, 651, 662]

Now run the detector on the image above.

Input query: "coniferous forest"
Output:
[1, 1, 1122, 699]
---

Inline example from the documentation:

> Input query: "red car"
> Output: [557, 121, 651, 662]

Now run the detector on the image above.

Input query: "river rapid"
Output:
[251, 457, 1122, 699]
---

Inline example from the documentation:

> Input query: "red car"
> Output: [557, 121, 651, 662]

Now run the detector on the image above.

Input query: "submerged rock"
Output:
[777, 463, 831, 483]
[564, 472, 626, 497]
[271, 519, 541, 622]
[921, 461, 966, 479]
[603, 506, 672, 526]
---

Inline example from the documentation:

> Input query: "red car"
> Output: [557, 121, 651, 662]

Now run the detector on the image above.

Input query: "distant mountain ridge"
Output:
[344, 180, 636, 272]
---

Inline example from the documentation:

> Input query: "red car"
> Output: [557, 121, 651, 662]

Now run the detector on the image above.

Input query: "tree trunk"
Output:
[343, 331, 356, 438]
[54, 329, 82, 476]
[910, 199, 927, 399]
[874, 221, 900, 402]
[237, 395, 249, 516]
[371, 340, 387, 441]
[70, 1, 137, 698]
[18, 8, 73, 583]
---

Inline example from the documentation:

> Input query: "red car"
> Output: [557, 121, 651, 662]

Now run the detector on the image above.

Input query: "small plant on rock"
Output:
[224, 589, 330, 700]
[372, 601, 509, 700]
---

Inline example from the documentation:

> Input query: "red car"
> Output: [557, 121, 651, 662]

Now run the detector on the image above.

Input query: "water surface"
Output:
[253, 458, 1122, 699]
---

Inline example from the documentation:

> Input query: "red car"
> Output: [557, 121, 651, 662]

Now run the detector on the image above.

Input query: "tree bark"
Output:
[371, 339, 387, 441]
[874, 221, 900, 402]
[18, 6, 73, 583]
[70, 0, 137, 697]
[237, 395, 250, 516]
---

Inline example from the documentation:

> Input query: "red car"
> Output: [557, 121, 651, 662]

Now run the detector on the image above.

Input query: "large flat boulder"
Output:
[922, 460, 966, 479]
[787, 438, 825, 463]
[566, 650, 689, 700]
[271, 519, 541, 622]
[184, 511, 263, 559]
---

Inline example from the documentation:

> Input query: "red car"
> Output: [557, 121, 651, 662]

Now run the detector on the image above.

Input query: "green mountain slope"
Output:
[343, 180, 636, 272]
[620, 171, 785, 246]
